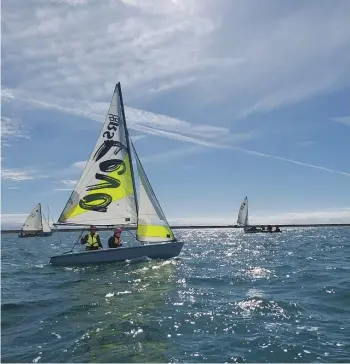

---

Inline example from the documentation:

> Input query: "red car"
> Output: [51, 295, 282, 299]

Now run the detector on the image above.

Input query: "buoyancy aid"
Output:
[87, 233, 99, 248]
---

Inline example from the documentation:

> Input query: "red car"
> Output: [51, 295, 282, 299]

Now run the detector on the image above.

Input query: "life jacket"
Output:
[87, 233, 99, 248]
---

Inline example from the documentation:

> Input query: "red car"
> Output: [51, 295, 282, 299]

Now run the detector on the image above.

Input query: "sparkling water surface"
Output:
[1, 227, 350, 363]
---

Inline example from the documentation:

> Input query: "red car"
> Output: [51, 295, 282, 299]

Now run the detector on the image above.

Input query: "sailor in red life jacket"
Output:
[108, 228, 123, 248]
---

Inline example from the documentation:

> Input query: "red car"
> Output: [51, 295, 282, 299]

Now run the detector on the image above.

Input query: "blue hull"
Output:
[49, 241, 184, 266]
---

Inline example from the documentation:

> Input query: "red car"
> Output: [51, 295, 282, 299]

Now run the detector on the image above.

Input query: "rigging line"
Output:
[62, 228, 86, 254]
[55, 228, 63, 245]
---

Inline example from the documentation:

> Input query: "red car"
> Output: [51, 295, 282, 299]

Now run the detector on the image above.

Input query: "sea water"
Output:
[1, 227, 350, 362]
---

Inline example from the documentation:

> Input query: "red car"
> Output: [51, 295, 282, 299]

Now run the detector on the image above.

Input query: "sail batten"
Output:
[133, 143, 175, 243]
[237, 196, 249, 226]
[57, 83, 137, 226]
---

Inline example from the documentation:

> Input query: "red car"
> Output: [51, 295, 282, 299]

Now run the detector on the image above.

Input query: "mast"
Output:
[39, 203, 43, 232]
[246, 198, 249, 226]
[117, 82, 139, 216]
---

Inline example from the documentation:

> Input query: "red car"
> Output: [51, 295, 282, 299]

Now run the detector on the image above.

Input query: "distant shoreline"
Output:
[1, 223, 349, 234]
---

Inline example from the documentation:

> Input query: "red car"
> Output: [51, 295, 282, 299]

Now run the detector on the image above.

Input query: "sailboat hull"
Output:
[18, 231, 53, 238]
[49, 241, 184, 266]
[244, 229, 282, 234]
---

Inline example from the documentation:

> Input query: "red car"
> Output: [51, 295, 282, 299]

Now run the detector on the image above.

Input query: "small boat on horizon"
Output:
[236, 196, 282, 233]
[18, 203, 52, 237]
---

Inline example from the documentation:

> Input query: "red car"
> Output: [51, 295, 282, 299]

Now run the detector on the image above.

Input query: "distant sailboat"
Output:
[236, 197, 282, 233]
[19, 203, 52, 237]
[50, 82, 184, 266]
[237, 196, 258, 233]
[237, 196, 249, 227]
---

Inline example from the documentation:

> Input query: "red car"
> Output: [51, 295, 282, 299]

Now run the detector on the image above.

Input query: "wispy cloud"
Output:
[2, 207, 349, 229]
[4, 88, 349, 177]
[72, 161, 87, 169]
[1, 213, 28, 228]
[60, 179, 77, 186]
[141, 146, 202, 163]
[169, 207, 350, 225]
[131, 135, 147, 142]
[1, 116, 30, 147]
[2, 0, 349, 116]
[1, 169, 48, 181]
[229, 146, 350, 177]
[332, 115, 350, 126]
[2, 88, 246, 149]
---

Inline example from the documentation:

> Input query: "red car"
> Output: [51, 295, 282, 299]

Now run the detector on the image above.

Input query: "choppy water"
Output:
[1, 227, 350, 363]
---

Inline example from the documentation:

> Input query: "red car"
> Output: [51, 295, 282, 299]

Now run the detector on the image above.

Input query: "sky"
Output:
[1, 0, 350, 229]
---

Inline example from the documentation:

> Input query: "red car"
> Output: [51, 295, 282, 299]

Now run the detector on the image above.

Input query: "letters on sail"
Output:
[237, 196, 249, 226]
[22, 203, 43, 232]
[58, 85, 137, 226]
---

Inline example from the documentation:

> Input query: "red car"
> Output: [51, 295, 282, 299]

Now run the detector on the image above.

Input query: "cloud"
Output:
[1, 116, 30, 147]
[168, 207, 350, 225]
[60, 179, 77, 186]
[7, 186, 20, 190]
[229, 146, 350, 177]
[2, 87, 240, 144]
[52, 179, 77, 191]
[52, 0, 87, 5]
[252, 208, 350, 225]
[131, 135, 147, 142]
[332, 115, 350, 126]
[2, 1, 350, 179]
[5, 88, 348, 177]
[2, 88, 251, 153]
[72, 161, 87, 169]
[2, 207, 349, 229]
[2, 0, 350, 117]
[1, 169, 48, 181]
[141, 146, 202, 163]
[1, 213, 28, 228]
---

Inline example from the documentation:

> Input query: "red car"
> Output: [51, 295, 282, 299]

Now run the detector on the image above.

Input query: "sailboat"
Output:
[19, 203, 52, 237]
[237, 197, 282, 233]
[49, 83, 184, 266]
[237, 196, 263, 233]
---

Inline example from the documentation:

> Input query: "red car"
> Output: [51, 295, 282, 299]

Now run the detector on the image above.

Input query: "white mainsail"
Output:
[133, 143, 175, 243]
[57, 84, 137, 226]
[22, 203, 43, 232]
[237, 196, 249, 226]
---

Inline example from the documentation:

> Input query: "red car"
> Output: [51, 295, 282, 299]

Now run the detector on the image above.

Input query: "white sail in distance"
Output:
[22, 203, 43, 232]
[237, 196, 249, 226]
[132, 143, 175, 243]
[42, 214, 52, 233]
[57, 83, 137, 226]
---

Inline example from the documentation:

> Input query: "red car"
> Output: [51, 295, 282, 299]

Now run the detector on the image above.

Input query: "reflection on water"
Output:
[1, 227, 350, 362]
[58, 259, 179, 362]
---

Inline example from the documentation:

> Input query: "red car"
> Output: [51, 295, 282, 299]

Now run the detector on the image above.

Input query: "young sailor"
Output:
[81, 225, 103, 251]
[108, 228, 123, 248]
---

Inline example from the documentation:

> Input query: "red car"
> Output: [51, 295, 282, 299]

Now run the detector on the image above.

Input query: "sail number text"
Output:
[78, 113, 128, 212]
